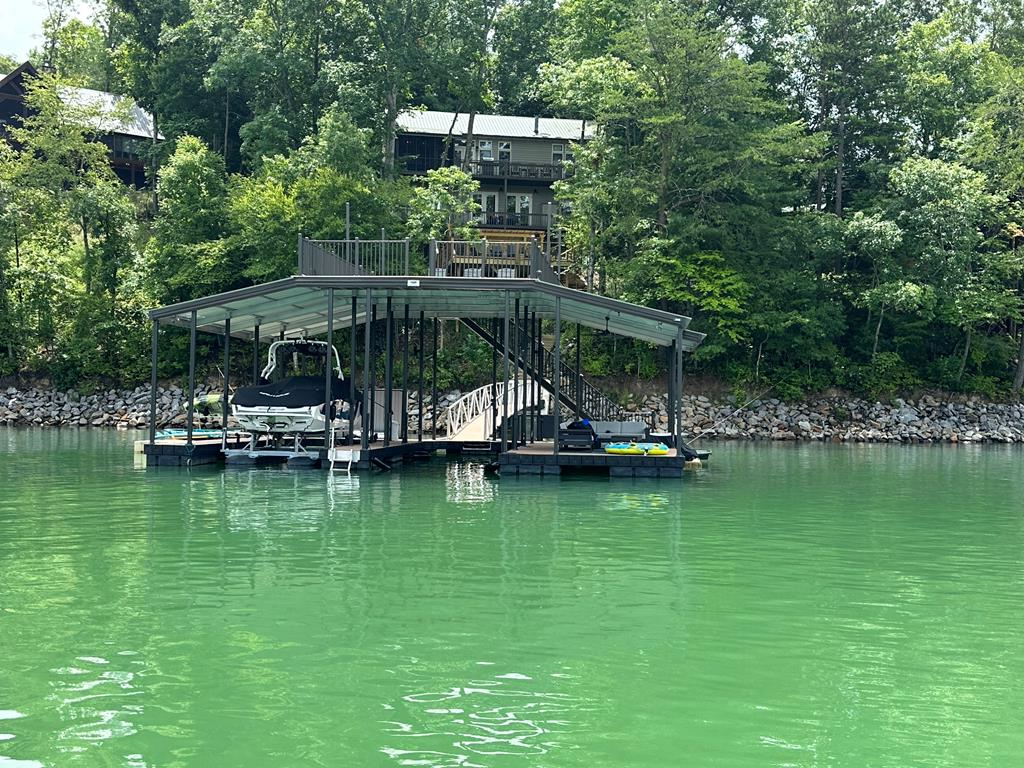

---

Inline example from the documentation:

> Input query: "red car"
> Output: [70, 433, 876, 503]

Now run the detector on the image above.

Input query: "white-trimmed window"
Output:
[506, 194, 531, 215]
[498, 141, 511, 162]
[476, 139, 494, 161]
[552, 143, 574, 164]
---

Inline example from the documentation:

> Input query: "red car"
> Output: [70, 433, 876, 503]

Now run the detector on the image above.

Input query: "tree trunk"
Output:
[442, 110, 460, 167]
[657, 129, 670, 232]
[871, 306, 884, 361]
[81, 216, 92, 293]
[223, 89, 230, 160]
[382, 85, 399, 173]
[462, 111, 477, 173]
[834, 106, 846, 217]
[957, 327, 973, 385]
[1012, 328, 1024, 394]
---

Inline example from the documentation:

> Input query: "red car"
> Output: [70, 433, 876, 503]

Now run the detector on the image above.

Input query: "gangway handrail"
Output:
[446, 378, 550, 440]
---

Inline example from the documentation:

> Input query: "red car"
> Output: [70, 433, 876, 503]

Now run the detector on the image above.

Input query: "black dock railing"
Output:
[299, 237, 411, 276]
[462, 318, 625, 423]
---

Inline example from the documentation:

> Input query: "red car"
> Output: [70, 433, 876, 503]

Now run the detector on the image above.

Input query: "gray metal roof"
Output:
[62, 86, 162, 140]
[149, 276, 704, 350]
[397, 110, 593, 142]
[0, 61, 161, 140]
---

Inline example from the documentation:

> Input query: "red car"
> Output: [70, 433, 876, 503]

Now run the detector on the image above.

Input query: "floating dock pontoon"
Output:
[143, 236, 705, 476]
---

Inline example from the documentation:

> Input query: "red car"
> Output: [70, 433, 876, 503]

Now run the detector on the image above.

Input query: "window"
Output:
[472, 193, 497, 224]
[476, 140, 493, 161]
[498, 141, 511, 162]
[552, 143, 574, 164]
[506, 194, 531, 215]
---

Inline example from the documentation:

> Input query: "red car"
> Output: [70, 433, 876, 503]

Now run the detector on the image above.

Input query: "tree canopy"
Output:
[2, 0, 1024, 398]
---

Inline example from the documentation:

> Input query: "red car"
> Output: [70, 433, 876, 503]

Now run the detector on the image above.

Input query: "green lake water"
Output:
[2, 429, 1023, 767]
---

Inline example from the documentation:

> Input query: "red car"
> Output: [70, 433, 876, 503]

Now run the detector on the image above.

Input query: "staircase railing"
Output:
[462, 318, 624, 422]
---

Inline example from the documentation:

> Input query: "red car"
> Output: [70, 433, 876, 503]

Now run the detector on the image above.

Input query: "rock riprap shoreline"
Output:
[2, 385, 1024, 444]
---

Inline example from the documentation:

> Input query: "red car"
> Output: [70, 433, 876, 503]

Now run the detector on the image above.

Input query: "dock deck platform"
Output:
[500, 443, 690, 478]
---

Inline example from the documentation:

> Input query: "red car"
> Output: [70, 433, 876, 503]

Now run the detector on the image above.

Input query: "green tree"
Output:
[146, 135, 233, 302]
[406, 166, 480, 242]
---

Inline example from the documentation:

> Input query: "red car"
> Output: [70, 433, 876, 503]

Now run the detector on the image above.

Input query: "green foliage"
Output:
[841, 352, 922, 399]
[406, 167, 480, 243]
[6, 0, 1024, 401]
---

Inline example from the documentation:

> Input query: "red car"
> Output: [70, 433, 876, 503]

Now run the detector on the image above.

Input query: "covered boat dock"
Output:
[145, 239, 705, 476]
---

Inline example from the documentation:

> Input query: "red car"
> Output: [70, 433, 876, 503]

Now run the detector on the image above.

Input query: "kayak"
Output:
[604, 441, 669, 456]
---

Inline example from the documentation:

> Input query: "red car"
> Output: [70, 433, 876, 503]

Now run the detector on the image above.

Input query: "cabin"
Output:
[0, 61, 161, 187]
[395, 110, 593, 246]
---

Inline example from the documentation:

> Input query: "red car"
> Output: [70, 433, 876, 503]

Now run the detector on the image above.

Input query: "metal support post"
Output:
[252, 322, 260, 383]
[431, 319, 438, 440]
[384, 298, 394, 445]
[186, 309, 197, 448]
[490, 317, 498, 442]
[552, 298, 561, 457]
[401, 303, 410, 442]
[520, 302, 528, 445]
[534, 311, 541, 443]
[148, 320, 159, 446]
[361, 290, 372, 451]
[349, 295, 357, 445]
[676, 331, 685, 450]
[369, 303, 377, 434]
[221, 317, 231, 450]
[667, 344, 676, 438]
[501, 292, 510, 452]
[324, 289, 334, 449]
[574, 324, 581, 420]
[417, 310, 425, 441]
[512, 297, 520, 448]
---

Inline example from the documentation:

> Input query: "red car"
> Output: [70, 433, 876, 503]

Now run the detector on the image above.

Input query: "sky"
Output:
[0, 1, 95, 63]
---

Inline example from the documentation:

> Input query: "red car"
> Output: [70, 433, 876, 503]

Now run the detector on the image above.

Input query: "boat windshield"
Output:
[261, 341, 342, 383]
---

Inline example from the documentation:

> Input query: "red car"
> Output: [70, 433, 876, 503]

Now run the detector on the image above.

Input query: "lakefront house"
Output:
[394, 110, 593, 248]
[0, 60, 161, 187]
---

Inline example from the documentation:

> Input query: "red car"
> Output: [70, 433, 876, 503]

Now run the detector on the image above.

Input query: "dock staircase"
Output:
[461, 319, 626, 423]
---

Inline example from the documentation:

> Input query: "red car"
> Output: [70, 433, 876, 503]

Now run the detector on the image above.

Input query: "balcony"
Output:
[465, 159, 569, 182]
[399, 155, 569, 183]
[474, 211, 549, 230]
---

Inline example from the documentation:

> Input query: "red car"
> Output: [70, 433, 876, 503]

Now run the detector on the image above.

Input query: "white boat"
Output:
[231, 340, 358, 438]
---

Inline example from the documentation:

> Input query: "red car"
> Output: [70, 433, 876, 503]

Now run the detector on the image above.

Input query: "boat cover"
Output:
[232, 376, 358, 408]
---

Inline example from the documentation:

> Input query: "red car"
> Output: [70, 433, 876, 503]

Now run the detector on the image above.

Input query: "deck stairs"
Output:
[461, 318, 625, 422]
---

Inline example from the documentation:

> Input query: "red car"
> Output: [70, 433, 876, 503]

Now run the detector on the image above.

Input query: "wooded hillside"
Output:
[1, 0, 1023, 399]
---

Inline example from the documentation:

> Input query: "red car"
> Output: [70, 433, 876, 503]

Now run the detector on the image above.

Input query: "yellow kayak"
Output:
[604, 441, 669, 456]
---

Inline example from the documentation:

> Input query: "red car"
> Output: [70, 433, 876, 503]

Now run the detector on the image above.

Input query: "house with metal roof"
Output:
[0, 61, 162, 186]
[395, 109, 593, 245]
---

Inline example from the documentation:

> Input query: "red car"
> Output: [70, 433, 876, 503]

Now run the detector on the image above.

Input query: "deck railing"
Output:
[298, 235, 559, 284]
[398, 156, 570, 182]
[299, 237, 412, 277]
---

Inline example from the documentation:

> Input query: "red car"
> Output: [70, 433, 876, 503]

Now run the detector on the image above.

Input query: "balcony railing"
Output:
[474, 211, 548, 230]
[466, 160, 569, 181]
[399, 156, 570, 182]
